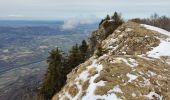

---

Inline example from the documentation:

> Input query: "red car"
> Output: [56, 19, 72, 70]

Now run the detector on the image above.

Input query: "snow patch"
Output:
[147, 40, 170, 58]
[144, 91, 163, 100]
[113, 58, 138, 68]
[147, 70, 156, 77]
[141, 24, 170, 37]
[112, 85, 123, 93]
[78, 70, 89, 81]
[128, 58, 138, 67]
[82, 59, 105, 100]
[132, 93, 136, 97]
[115, 30, 121, 33]
[125, 28, 133, 32]
[141, 24, 170, 58]
[126, 73, 138, 82]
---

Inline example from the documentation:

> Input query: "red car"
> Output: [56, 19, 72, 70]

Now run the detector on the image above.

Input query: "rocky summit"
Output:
[52, 21, 170, 100]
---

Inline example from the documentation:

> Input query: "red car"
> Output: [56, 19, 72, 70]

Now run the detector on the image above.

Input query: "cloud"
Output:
[8, 14, 24, 18]
[62, 15, 98, 30]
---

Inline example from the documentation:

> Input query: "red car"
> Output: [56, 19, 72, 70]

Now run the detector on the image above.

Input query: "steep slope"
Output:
[52, 21, 170, 100]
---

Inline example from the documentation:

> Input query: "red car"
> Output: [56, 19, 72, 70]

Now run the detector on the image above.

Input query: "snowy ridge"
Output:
[141, 24, 170, 37]
[141, 24, 170, 58]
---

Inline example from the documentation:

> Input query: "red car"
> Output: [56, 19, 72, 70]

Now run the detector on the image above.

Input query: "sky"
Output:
[0, 0, 170, 20]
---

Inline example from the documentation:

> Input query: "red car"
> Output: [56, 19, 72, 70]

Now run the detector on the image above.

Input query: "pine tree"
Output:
[68, 44, 82, 69]
[111, 12, 124, 26]
[105, 14, 110, 20]
[79, 40, 88, 60]
[39, 48, 64, 100]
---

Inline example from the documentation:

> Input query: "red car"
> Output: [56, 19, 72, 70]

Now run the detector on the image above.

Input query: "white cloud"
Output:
[8, 14, 24, 18]
[62, 15, 98, 30]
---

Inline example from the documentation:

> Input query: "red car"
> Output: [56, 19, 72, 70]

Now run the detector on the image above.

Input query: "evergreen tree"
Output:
[105, 14, 110, 20]
[79, 40, 88, 60]
[111, 12, 124, 26]
[68, 44, 82, 70]
[39, 48, 64, 100]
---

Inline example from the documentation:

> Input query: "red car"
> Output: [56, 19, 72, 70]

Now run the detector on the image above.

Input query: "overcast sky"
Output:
[0, 0, 170, 20]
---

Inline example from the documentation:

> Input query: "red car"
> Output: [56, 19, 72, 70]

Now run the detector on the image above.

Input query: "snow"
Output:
[147, 70, 156, 77]
[82, 60, 104, 100]
[78, 70, 89, 81]
[128, 58, 138, 68]
[138, 77, 151, 87]
[108, 45, 118, 50]
[132, 93, 136, 97]
[115, 30, 121, 33]
[114, 58, 138, 68]
[147, 40, 170, 58]
[125, 28, 133, 32]
[73, 82, 83, 100]
[88, 59, 103, 72]
[65, 92, 73, 99]
[60, 59, 105, 100]
[144, 92, 163, 100]
[82, 58, 121, 100]
[111, 85, 123, 93]
[96, 80, 106, 86]
[141, 24, 170, 37]
[126, 73, 138, 82]
[141, 24, 170, 58]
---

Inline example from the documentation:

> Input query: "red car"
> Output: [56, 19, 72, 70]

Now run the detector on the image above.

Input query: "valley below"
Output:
[0, 20, 97, 100]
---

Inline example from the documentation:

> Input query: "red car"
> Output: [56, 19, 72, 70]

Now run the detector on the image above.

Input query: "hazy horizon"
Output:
[0, 0, 170, 21]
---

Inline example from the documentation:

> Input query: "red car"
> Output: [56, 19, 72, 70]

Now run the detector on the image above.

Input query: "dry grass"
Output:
[88, 67, 98, 77]
[82, 80, 89, 91]
[68, 85, 78, 97]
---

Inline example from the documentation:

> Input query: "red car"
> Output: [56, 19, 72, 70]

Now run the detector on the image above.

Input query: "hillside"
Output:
[52, 21, 170, 100]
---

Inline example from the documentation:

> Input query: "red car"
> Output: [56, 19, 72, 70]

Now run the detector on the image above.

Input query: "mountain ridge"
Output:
[52, 21, 170, 100]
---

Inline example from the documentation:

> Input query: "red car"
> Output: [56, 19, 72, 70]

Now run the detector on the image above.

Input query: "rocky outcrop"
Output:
[89, 20, 120, 54]
[53, 21, 170, 100]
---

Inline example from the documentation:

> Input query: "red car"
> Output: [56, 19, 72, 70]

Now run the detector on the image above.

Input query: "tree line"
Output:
[131, 13, 170, 31]
[38, 40, 88, 100]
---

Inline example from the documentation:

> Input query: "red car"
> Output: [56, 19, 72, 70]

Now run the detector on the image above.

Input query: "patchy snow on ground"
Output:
[78, 70, 89, 81]
[114, 57, 138, 68]
[81, 58, 122, 100]
[111, 85, 123, 93]
[125, 28, 133, 32]
[144, 91, 163, 100]
[147, 40, 170, 58]
[141, 24, 170, 58]
[141, 24, 170, 37]
[128, 58, 138, 68]
[126, 73, 138, 82]
[147, 70, 157, 77]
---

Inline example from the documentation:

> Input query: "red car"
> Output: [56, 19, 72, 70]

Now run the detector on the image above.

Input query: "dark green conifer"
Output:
[39, 48, 64, 100]
[79, 40, 88, 60]
[68, 44, 82, 69]
[111, 12, 124, 26]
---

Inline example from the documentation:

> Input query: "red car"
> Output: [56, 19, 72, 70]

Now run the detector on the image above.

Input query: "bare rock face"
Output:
[53, 21, 170, 100]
